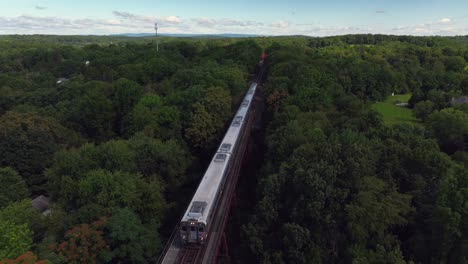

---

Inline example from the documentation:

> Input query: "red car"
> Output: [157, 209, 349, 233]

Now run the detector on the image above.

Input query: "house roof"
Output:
[56, 78, 68, 85]
[31, 195, 49, 212]
[451, 96, 468, 105]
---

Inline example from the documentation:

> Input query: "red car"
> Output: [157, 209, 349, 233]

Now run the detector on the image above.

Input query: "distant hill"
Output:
[111, 33, 262, 38]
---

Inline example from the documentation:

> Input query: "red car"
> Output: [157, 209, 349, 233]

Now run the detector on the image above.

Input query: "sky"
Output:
[0, 0, 467, 36]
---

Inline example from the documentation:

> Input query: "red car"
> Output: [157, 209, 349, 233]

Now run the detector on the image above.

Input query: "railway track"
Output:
[179, 246, 201, 264]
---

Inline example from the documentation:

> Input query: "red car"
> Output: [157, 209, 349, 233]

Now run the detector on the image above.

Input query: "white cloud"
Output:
[112, 11, 182, 26]
[439, 18, 451, 24]
[105, 19, 122, 26]
[163, 16, 182, 24]
[112, 10, 154, 24]
[270, 20, 289, 29]
[35, 6, 47, 10]
[112, 11, 139, 20]
[0, 12, 466, 36]
[192, 17, 215, 27]
[0, 15, 156, 35]
[294, 25, 365, 36]
[192, 17, 263, 28]
[390, 17, 465, 36]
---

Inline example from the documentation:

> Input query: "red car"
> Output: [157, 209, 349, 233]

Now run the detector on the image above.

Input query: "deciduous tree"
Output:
[0, 221, 32, 260]
[0, 251, 46, 264]
[427, 108, 468, 154]
[0, 112, 77, 191]
[413, 100, 434, 121]
[105, 208, 160, 263]
[51, 217, 109, 264]
[0, 168, 29, 208]
[112, 78, 144, 135]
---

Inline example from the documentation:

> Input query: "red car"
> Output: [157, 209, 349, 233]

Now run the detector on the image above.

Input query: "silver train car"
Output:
[180, 83, 257, 244]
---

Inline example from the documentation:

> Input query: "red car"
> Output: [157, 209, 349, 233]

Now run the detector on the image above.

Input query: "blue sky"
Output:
[0, 0, 467, 35]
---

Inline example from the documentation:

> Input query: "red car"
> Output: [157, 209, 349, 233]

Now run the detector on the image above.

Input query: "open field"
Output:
[372, 93, 417, 126]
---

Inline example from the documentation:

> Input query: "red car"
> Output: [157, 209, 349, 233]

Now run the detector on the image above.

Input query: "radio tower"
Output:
[154, 22, 159, 52]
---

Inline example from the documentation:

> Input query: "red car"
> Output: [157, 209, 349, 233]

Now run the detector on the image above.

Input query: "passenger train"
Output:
[179, 82, 258, 244]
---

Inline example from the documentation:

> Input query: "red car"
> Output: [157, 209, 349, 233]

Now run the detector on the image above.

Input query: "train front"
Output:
[180, 201, 208, 244]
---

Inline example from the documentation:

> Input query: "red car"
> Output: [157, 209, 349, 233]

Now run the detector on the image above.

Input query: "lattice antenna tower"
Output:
[154, 22, 159, 52]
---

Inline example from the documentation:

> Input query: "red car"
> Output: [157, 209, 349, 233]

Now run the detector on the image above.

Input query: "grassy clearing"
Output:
[372, 93, 417, 126]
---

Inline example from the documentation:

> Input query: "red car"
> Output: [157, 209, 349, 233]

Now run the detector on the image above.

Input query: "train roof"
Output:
[217, 85, 256, 153]
[181, 153, 231, 224]
[181, 82, 258, 225]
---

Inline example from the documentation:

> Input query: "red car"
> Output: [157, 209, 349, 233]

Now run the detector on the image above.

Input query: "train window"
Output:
[220, 143, 231, 152]
[191, 227, 195, 232]
[241, 100, 249, 107]
[248, 89, 254, 95]
[232, 116, 243, 127]
[214, 153, 227, 162]
[181, 227, 187, 231]
[199, 228, 204, 232]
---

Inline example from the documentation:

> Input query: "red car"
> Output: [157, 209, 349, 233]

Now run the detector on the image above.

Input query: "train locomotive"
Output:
[179, 82, 258, 244]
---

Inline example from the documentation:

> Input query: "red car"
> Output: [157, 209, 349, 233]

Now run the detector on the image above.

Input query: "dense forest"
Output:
[238, 35, 468, 264]
[0, 34, 467, 264]
[0, 36, 261, 263]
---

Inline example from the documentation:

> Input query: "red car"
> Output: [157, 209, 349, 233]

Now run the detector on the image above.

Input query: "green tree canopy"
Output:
[185, 103, 219, 149]
[0, 168, 29, 208]
[427, 108, 468, 154]
[125, 95, 183, 140]
[78, 170, 141, 209]
[0, 200, 45, 243]
[0, 111, 79, 191]
[0, 221, 32, 260]
[128, 133, 190, 188]
[105, 208, 160, 263]
[58, 81, 115, 141]
[185, 86, 232, 150]
[413, 100, 435, 121]
[112, 78, 144, 135]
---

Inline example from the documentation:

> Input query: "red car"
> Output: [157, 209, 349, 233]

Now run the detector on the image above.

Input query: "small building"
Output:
[451, 96, 468, 106]
[31, 195, 50, 215]
[56, 78, 68, 85]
